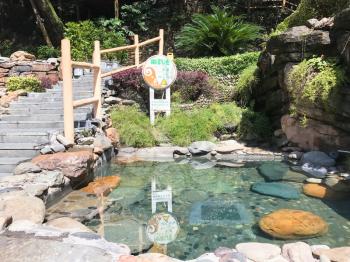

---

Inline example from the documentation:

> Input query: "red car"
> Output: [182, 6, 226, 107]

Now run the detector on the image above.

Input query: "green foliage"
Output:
[157, 103, 243, 146]
[175, 52, 260, 77]
[276, 0, 350, 32]
[237, 110, 272, 140]
[110, 105, 157, 147]
[120, 2, 150, 34]
[6, 76, 43, 92]
[36, 45, 60, 59]
[288, 57, 346, 108]
[235, 64, 259, 106]
[64, 20, 127, 61]
[176, 6, 263, 56]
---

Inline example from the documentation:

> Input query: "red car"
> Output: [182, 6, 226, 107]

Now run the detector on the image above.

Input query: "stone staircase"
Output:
[0, 74, 95, 177]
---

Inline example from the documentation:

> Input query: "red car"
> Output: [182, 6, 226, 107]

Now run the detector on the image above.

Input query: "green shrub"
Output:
[64, 20, 127, 61]
[110, 105, 157, 147]
[237, 110, 272, 140]
[276, 0, 350, 32]
[235, 64, 259, 106]
[36, 45, 60, 59]
[157, 104, 241, 146]
[176, 6, 262, 56]
[175, 52, 260, 77]
[288, 57, 346, 109]
[6, 76, 43, 92]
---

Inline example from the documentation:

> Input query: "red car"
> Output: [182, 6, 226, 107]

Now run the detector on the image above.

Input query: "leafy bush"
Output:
[112, 68, 218, 104]
[288, 57, 346, 108]
[36, 45, 60, 59]
[234, 64, 260, 106]
[176, 6, 263, 56]
[64, 20, 127, 61]
[110, 105, 157, 147]
[6, 76, 43, 92]
[175, 52, 260, 77]
[276, 0, 350, 32]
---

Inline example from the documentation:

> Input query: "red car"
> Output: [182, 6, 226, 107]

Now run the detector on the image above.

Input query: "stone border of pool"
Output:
[0, 139, 349, 261]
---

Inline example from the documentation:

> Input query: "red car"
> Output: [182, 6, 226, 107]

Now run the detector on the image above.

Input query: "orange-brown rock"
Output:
[114, 155, 142, 165]
[81, 176, 121, 196]
[0, 90, 27, 108]
[32, 151, 93, 178]
[105, 127, 120, 147]
[259, 209, 328, 240]
[10, 51, 36, 61]
[303, 183, 348, 199]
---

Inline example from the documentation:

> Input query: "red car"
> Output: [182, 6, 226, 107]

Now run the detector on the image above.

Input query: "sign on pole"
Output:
[142, 54, 177, 125]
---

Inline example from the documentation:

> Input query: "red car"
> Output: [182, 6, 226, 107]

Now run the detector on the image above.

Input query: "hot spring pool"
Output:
[87, 160, 350, 260]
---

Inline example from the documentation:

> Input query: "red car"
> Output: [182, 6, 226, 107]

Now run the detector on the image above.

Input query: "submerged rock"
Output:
[302, 183, 349, 199]
[257, 162, 307, 182]
[80, 176, 121, 196]
[251, 182, 300, 200]
[301, 163, 328, 178]
[259, 209, 328, 240]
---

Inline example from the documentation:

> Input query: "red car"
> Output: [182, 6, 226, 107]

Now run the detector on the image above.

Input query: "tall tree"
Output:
[114, 0, 120, 18]
[31, 0, 65, 46]
[29, 0, 53, 47]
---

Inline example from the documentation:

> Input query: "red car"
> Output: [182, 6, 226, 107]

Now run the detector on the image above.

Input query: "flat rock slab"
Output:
[251, 182, 300, 200]
[46, 217, 93, 233]
[188, 141, 216, 155]
[0, 236, 114, 262]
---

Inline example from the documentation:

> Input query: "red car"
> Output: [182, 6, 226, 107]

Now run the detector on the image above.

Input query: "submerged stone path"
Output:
[0, 74, 94, 177]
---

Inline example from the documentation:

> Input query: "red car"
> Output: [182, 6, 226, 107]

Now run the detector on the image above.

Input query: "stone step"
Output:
[27, 91, 94, 98]
[10, 102, 63, 108]
[0, 157, 30, 173]
[0, 143, 39, 158]
[0, 121, 64, 129]
[0, 131, 50, 144]
[8, 107, 92, 115]
[19, 95, 93, 103]
[0, 113, 88, 122]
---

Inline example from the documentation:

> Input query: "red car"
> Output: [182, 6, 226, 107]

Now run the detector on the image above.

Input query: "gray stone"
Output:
[56, 134, 74, 148]
[99, 218, 152, 253]
[0, 236, 116, 262]
[93, 134, 112, 150]
[46, 217, 93, 233]
[306, 18, 320, 28]
[301, 163, 328, 178]
[13, 162, 41, 175]
[301, 151, 336, 167]
[251, 182, 300, 200]
[40, 145, 53, 155]
[50, 143, 66, 153]
[188, 141, 216, 155]
[288, 151, 303, 160]
[22, 183, 48, 196]
[0, 195, 45, 224]
[77, 137, 95, 145]
[258, 162, 307, 182]
[306, 178, 322, 184]
[35, 171, 65, 187]
[105, 97, 121, 105]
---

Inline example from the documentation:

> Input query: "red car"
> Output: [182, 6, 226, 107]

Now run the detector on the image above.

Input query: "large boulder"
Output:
[251, 182, 300, 200]
[188, 141, 216, 155]
[9, 51, 36, 61]
[80, 176, 121, 196]
[301, 151, 335, 167]
[32, 151, 94, 179]
[259, 209, 328, 240]
[0, 195, 45, 224]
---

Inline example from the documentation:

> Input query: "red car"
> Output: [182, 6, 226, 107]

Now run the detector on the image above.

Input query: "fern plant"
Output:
[176, 6, 263, 57]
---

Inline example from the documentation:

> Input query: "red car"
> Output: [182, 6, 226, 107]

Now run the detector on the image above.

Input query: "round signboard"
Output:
[142, 55, 177, 90]
[146, 212, 179, 245]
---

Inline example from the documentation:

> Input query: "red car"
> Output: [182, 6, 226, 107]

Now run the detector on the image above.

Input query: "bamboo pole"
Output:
[71, 61, 99, 69]
[61, 39, 75, 144]
[93, 41, 102, 119]
[134, 35, 140, 67]
[101, 65, 138, 78]
[159, 29, 164, 55]
[73, 97, 100, 108]
[100, 44, 137, 54]
[138, 36, 161, 47]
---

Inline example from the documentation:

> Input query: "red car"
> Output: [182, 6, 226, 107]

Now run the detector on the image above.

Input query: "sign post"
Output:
[142, 54, 177, 125]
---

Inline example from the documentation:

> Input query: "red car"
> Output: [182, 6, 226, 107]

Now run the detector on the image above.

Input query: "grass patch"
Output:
[110, 105, 157, 147]
[234, 64, 260, 106]
[110, 103, 272, 147]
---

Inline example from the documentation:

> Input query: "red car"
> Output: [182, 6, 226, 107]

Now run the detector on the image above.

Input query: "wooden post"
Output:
[134, 34, 140, 67]
[159, 29, 164, 55]
[61, 39, 75, 143]
[93, 41, 102, 119]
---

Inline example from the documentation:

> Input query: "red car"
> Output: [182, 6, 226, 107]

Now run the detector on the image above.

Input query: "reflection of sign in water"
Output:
[151, 177, 172, 213]
[146, 213, 179, 245]
[142, 55, 177, 90]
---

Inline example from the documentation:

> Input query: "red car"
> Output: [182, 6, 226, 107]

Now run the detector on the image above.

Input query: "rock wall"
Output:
[255, 8, 350, 151]
[0, 51, 60, 91]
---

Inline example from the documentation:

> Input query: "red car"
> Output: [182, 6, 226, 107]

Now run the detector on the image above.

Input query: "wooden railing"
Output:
[61, 29, 164, 143]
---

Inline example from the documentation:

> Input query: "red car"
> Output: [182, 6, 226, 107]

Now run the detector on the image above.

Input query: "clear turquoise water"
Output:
[89, 160, 350, 260]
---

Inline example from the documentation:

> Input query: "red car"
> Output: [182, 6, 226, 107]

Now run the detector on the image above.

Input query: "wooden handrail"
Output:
[60, 29, 164, 144]
[71, 61, 99, 69]
[100, 44, 137, 54]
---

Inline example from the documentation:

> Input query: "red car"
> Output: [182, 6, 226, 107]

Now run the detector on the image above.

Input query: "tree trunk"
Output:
[29, 0, 53, 47]
[114, 0, 119, 19]
[31, 0, 65, 47]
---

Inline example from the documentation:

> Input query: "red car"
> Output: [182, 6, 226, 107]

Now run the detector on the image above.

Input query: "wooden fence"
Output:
[61, 29, 164, 143]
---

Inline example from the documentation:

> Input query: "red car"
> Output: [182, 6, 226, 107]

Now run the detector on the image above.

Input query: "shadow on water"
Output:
[322, 198, 350, 220]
